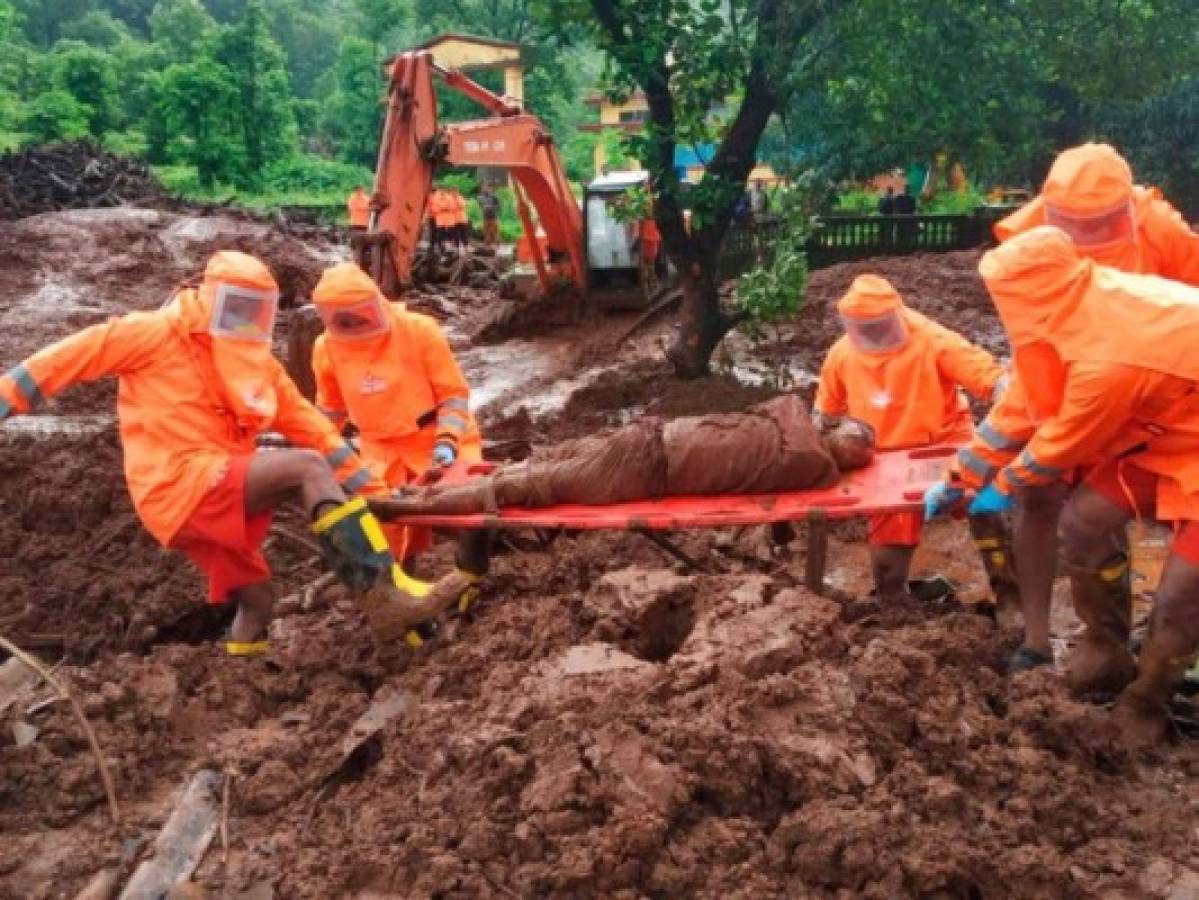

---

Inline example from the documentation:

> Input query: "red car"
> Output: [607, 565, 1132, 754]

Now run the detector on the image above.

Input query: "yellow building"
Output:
[579, 91, 782, 185]
[413, 33, 524, 104]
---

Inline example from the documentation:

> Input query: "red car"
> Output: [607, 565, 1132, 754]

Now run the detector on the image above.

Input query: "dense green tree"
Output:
[13, 0, 92, 46]
[149, 57, 242, 185]
[324, 35, 381, 167]
[211, 0, 297, 184]
[96, 0, 158, 34]
[22, 89, 92, 142]
[53, 44, 121, 135]
[352, 0, 409, 58]
[541, 0, 851, 377]
[148, 0, 217, 56]
[266, 0, 340, 98]
[61, 10, 132, 47]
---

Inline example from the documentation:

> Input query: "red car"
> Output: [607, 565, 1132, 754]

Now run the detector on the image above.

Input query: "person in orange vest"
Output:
[960, 226, 1199, 745]
[430, 185, 458, 253]
[933, 143, 1199, 674]
[815, 274, 1008, 604]
[347, 184, 371, 231]
[0, 252, 436, 655]
[310, 262, 489, 608]
[449, 188, 469, 254]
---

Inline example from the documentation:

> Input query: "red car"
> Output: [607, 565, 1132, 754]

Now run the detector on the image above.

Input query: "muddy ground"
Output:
[2, 211, 1199, 899]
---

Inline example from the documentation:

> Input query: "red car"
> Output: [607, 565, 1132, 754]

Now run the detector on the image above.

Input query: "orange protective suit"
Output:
[979, 226, 1199, 520]
[430, 189, 458, 230]
[450, 190, 469, 228]
[815, 274, 1002, 450]
[959, 143, 1199, 487]
[311, 263, 483, 559]
[0, 252, 373, 546]
[347, 188, 371, 228]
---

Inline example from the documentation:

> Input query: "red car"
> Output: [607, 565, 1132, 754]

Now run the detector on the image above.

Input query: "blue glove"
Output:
[968, 482, 1014, 516]
[431, 441, 457, 468]
[923, 481, 964, 522]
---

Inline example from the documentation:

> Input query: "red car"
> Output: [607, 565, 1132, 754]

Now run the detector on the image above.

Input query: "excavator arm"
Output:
[357, 50, 585, 297]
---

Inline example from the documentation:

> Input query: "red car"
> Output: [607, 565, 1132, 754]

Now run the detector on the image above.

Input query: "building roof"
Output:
[587, 170, 650, 192]
[414, 33, 523, 52]
[584, 90, 648, 107]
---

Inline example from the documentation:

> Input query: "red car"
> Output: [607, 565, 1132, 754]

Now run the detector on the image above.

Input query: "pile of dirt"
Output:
[412, 243, 511, 291]
[778, 248, 1004, 376]
[0, 141, 178, 220]
[0, 429, 324, 663]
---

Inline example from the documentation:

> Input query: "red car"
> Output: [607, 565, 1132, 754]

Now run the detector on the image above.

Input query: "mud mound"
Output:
[0, 141, 177, 220]
[783, 249, 1003, 376]
[0, 429, 322, 662]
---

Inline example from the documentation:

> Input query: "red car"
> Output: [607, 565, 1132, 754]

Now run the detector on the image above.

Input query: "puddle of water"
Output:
[457, 338, 578, 415]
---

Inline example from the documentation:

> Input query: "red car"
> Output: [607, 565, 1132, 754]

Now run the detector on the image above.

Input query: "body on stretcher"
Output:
[368, 445, 959, 531]
[370, 446, 959, 592]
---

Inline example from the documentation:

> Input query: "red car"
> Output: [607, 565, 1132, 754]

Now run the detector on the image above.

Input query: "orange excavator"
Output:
[351, 49, 664, 305]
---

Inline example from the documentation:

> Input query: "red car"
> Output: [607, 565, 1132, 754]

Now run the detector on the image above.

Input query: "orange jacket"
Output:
[815, 307, 1001, 450]
[450, 190, 469, 226]
[0, 307, 372, 546]
[347, 189, 371, 228]
[430, 190, 458, 229]
[979, 227, 1199, 517]
[959, 186, 1199, 487]
[313, 303, 482, 484]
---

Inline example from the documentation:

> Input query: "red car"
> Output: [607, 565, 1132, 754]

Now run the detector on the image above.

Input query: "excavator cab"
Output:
[584, 171, 667, 308]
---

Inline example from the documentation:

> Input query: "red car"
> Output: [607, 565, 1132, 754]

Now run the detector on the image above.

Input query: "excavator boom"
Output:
[358, 50, 585, 297]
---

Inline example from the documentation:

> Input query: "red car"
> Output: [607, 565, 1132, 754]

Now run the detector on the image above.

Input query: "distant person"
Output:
[894, 188, 918, 215]
[429, 186, 457, 253]
[478, 186, 501, 246]
[347, 184, 371, 231]
[733, 193, 751, 224]
[750, 179, 770, 221]
[450, 188, 470, 254]
[878, 186, 896, 215]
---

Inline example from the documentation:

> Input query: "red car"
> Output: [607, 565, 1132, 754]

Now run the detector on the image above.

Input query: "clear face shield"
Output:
[316, 297, 389, 341]
[208, 283, 279, 342]
[1044, 200, 1135, 252]
[841, 310, 908, 353]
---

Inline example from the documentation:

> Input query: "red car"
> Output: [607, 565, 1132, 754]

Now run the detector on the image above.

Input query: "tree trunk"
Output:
[667, 264, 735, 379]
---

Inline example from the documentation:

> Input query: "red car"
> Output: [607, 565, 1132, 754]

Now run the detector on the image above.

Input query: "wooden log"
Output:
[118, 770, 222, 900]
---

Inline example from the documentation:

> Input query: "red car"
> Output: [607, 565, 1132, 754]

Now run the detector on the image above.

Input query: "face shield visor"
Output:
[208, 283, 279, 343]
[316, 297, 390, 341]
[1044, 200, 1135, 252]
[841, 310, 907, 353]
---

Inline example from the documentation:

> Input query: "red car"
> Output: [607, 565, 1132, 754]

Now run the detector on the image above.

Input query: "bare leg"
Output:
[244, 449, 345, 517]
[1013, 482, 1071, 657]
[1113, 550, 1199, 746]
[228, 580, 274, 643]
[1059, 485, 1137, 694]
[871, 545, 916, 602]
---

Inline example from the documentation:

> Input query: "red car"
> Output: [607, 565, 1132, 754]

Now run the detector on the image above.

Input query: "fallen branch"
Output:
[269, 525, 322, 558]
[274, 572, 337, 617]
[0, 635, 120, 824]
[221, 770, 233, 864]
[611, 286, 683, 347]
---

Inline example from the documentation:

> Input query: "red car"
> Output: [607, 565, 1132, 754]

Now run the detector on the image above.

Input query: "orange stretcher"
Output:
[375, 445, 957, 530]
[373, 445, 958, 588]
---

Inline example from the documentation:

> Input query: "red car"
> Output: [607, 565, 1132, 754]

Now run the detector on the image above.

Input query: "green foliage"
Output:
[21, 89, 91, 143]
[436, 170, 479, 196]
[259, 154, 373, 196]
[323, 34, 381, 167]
[61, 10, 131, 47]
[150, 57, 242, 186]
[103, 128, 149, 156]
[735, 190, 812, 343]
[53, 45, 120, 135]
[351, 0, 409, 54]
[211, 0, 297, 185]
[1106, 76, 1199, 222]
[13, 0, 91, 46]
[148, 0, 217, 56]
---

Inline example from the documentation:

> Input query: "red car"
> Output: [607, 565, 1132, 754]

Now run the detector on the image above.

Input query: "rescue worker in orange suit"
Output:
[450, 188, 470, 254]
[815, 274, 1010, 603]
[939, 227, 1199, 744]
[347, 184, 371, 231]
[310, 262, 489, 609]
[0, 252, 436, 656]
[942, 143, 1199, 673]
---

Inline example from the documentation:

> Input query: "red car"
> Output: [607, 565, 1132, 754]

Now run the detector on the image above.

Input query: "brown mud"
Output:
[2, 210, 1199, 899]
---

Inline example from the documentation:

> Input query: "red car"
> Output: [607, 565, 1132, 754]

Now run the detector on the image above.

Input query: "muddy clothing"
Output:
[374, 395, 864, 518]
